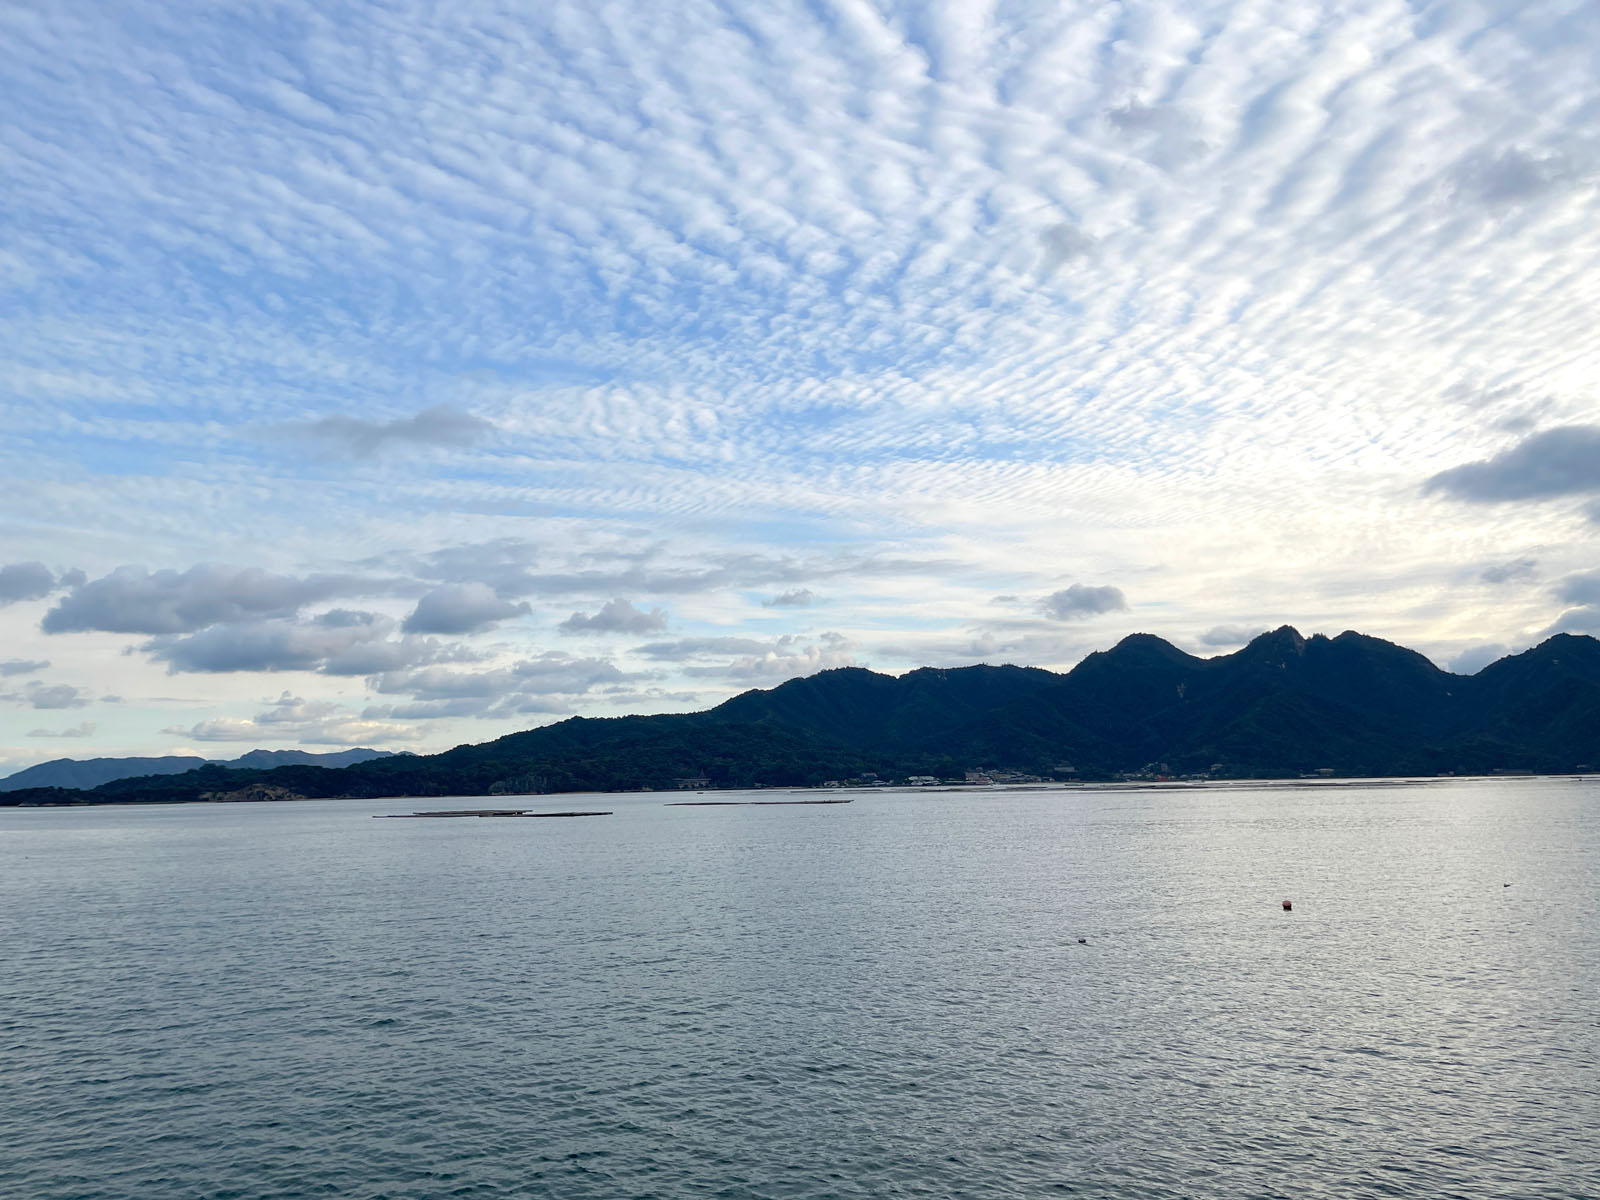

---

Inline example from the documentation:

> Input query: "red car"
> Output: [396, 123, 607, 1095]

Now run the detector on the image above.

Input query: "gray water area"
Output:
[2, 777, 1596, 1198]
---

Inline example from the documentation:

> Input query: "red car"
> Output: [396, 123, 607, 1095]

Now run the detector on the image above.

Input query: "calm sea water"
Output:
[2, 778, 1596, 1199]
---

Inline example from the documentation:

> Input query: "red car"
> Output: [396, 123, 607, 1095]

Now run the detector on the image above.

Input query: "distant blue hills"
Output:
[0, 748, 395, 792]
[4, 627, 1598, 805]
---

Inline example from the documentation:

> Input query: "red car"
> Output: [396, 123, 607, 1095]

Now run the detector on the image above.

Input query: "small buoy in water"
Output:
[1077, 937, 1087, 944]
[1282, 899, 1293, 911]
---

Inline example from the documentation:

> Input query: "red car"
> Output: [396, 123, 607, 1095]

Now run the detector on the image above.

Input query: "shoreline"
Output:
[3, 772, 1593, 811]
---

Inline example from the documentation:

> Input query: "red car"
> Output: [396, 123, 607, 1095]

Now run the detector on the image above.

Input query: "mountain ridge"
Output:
[4, 628, 1596, 806]
[0, 747, 396, 792]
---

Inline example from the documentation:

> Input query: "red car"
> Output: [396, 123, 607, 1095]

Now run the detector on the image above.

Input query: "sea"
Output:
[2, 777, 1596, 1199]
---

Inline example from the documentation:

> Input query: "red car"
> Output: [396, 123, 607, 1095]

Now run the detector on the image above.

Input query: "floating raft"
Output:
[377, 809, 612, 819]
[666, 798, 854, 807]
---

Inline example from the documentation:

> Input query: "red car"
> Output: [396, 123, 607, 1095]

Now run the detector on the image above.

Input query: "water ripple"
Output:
[2, 779, 1597, 1198]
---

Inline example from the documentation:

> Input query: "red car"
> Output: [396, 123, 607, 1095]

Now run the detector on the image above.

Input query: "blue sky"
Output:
[3, 0, 1599, 767]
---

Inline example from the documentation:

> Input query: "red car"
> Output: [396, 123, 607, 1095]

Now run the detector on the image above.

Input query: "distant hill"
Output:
[219, 748, 396, 772]
[0, 755, 208, 792]
[0, 747, 396, 792]
[4, 629, 1597, 806]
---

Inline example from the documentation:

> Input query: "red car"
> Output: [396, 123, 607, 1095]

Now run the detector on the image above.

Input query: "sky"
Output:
[3, 0, 1599, 770]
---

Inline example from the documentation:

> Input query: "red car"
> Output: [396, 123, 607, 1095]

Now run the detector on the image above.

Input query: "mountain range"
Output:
[4, 627, 1597, 806]
[0, 747, 395, 792]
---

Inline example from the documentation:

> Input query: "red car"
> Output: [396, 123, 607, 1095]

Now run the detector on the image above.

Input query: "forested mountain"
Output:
[5, 629, 1597, 806]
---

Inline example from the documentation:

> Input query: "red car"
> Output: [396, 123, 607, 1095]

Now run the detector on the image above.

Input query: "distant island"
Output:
[0, 747, 395, 793]
[4, 627, 1596, 807]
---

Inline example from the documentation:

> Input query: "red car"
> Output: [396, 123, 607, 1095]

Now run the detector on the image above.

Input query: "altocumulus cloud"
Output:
[1424, 426, 1600, 505]
[1040, 585, 1128, 621]
[0, 659, 50, 677]
[402, 583, 530, 635]
[8, 0, 1600, 757]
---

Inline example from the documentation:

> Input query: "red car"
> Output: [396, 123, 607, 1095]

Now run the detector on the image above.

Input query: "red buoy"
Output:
[1282, 899, 1293, 911]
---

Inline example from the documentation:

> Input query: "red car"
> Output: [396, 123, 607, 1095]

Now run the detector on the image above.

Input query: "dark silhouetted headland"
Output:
[5, 629, 1597, 806]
